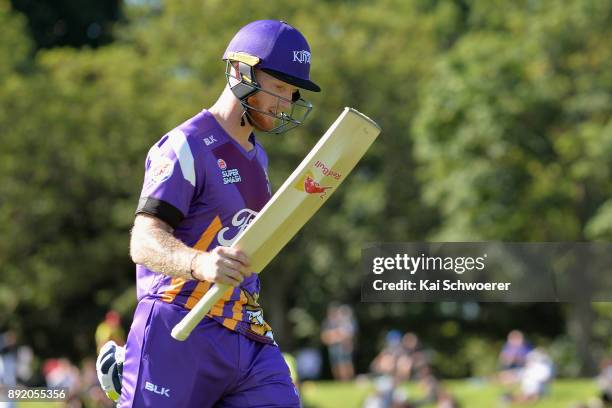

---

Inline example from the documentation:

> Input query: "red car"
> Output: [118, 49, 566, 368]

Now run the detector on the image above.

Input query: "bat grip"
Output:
[170, 283, 231, 341]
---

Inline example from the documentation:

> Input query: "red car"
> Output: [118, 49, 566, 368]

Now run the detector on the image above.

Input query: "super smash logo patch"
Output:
[217, 158, 242, 185]
[222, 169, 241, 184]
[149, 156, 174, 184]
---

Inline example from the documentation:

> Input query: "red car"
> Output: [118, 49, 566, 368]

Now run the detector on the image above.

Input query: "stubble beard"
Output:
[245, 94, 276, 132]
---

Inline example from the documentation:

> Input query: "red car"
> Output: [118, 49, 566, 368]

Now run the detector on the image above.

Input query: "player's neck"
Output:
[209, 92, 254, 151]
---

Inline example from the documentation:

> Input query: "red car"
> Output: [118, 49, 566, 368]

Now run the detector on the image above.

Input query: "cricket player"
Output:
[96, 20, 320, 407]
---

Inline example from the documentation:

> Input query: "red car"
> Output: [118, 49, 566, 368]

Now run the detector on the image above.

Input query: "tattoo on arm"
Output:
[130, 214, 197, 280]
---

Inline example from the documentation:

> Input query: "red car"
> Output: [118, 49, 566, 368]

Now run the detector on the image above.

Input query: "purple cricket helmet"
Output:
[223, 20, 320, 92]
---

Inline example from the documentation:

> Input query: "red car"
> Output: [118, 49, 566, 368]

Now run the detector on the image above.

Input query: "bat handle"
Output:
[170, 283, 231, 341]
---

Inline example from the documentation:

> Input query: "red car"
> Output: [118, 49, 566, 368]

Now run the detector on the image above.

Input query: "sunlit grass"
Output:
[301, 378, 599, 408]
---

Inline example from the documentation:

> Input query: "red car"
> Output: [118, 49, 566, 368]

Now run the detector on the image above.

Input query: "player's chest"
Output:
[202, 145, 271, 214]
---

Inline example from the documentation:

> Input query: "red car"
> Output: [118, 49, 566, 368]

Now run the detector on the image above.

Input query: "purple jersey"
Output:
[135, 110, 274, 343]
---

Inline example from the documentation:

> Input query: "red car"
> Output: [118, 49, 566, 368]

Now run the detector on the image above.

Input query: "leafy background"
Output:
[1, 0, 611, 379]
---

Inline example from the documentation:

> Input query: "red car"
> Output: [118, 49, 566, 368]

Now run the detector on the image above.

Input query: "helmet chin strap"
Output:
[240, 106, 256, 127]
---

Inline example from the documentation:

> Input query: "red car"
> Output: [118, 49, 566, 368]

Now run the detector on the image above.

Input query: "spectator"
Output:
[498, 330, 533, 388]
[371, 331, 431, 384]
[15, 346, 34, 386]
[80, 358, 115, 408]
[520, 348, 555, 401]
[43, 358, 82, 407]
[402, 333, 420, 355]
[95, 311, 125, 352]
[500, 330, 531, 371]
[597, 358, 612, 406]
[0, 331, 18, 408]
[501, 348, 555, 404]
[362, 375, 408, 408]
[396, 332, 428, 382]
[408, 366, 460, 408]
[364, 363, 459, 408]
[296, 347, 322, 381]
[321, 303, 357, 381]
[370, 330, 404, 378]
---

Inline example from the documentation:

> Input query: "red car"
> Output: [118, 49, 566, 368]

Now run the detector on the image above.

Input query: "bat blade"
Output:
[171, 107, 380, 341]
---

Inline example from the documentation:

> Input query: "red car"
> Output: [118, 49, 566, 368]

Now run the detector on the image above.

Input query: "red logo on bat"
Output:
[304, 176, 332, 198]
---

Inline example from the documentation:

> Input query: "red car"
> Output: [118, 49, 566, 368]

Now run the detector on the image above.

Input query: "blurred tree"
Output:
[1, 0, 441, 361]
[0, 0, 32, 322]
[10, 0, 121, 49]
[2, 0, 611, 379]
[413, 0, 612, 375]
[0, 2, 169, 356]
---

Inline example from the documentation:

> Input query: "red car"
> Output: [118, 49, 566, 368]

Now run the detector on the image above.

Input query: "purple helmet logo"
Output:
[292, 50, 311, 64]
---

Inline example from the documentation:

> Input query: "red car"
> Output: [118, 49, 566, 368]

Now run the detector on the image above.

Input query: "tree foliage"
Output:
[1, 0, 611, 376]
[413, 0, 612, 374]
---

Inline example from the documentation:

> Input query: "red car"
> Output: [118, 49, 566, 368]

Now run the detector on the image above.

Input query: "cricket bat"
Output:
[171, 107, 381, 341]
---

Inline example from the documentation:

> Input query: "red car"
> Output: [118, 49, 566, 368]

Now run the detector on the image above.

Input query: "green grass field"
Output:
[301, 379, 599, 408]
[17, 379, 599, 407]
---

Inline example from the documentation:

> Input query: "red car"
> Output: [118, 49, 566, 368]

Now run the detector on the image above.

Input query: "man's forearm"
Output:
[130, 217, 198, 280]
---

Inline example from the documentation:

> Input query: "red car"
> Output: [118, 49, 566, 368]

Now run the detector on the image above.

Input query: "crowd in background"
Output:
[3, 0, 612, 404]
[314, 306, 612, 408]
[2, 308, 612, 408]
[0, 310, 124, 408]
[361, 329, 459, 408]
[321, 303, 358, 382]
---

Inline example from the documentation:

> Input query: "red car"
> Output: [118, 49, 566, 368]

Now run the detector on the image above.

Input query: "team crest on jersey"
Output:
[217, 159, 227, 170]
[149, 156, 174, 184]
[244, 292, 265, 326]
[246, 309, 265, 326]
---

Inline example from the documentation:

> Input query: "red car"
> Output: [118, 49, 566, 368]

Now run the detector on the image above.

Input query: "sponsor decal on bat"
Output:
[293, 170, 332, 198]
[314, 160, 342, 180]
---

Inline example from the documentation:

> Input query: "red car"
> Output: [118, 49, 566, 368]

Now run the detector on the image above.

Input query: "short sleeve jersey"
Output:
[135, 110, 274, 343]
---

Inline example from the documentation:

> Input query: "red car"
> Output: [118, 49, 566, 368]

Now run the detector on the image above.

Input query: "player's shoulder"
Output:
[144, 110, 228, 188]
[154, 110, 226, 148]
[172, 110, 229, 153]
[148, 111, 230, 161]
